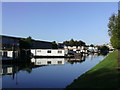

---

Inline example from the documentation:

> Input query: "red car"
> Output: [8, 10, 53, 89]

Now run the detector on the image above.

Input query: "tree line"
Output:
[108, 11, 120, 49]
[108, 10, 120, 67]
[63, 39, 86, 46]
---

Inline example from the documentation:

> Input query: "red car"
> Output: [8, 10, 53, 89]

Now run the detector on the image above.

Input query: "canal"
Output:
[2, 53, 106, 88]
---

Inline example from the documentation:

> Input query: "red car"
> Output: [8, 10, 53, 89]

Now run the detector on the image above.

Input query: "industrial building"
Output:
[0, 35, 53, 50]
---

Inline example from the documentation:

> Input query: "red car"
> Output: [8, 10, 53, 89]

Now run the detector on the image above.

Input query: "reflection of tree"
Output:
[22, 68, 32, 73]
[9, 64, 33, 85]
[97, 53, 108, 56]
[68, 61, 75, 64]
[19, 36, 33, 60]
[99, 52, 108, 56]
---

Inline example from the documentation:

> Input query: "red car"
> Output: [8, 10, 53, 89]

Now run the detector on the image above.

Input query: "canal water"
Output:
[2, 54, 106, 88]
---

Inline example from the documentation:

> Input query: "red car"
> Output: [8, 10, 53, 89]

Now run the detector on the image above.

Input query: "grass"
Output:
[66, 51, 120, 88]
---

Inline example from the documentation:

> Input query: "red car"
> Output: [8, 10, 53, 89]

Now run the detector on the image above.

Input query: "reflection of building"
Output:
[88, 53, 99, 59]
[67, 56, 85, 61]
[31, 49, 68, 57]
[1, 64, 14, 76]
[2, 67, 13, 75]
[31, 58, 65, 65]
[1, 58, 66, 75]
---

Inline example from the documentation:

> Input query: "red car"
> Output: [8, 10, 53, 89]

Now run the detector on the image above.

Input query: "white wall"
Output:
[7, 51, 18, 58]
[2, 67, 13, 74]
[7, 67, 13, 73]
[31, 49, 65, 56]
[88, 47, 94, 50]
[88, 47, 98, 52]
[7, 51, 13, 57]
[0, 50, 18, 58]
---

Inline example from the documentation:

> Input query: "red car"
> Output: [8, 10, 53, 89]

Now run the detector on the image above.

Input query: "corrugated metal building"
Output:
[0, 35, 52, 50]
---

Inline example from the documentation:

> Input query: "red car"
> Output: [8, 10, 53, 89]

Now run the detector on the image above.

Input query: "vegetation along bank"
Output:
[66, 51, 120, 88]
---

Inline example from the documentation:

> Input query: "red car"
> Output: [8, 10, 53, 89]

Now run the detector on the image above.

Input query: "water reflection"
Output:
[2, 53, 107, 88]
[67, 56, 86, 64]
[31, 58, 65, 66]
[2, 63, 33, 77]
[2, 53, 106, 76]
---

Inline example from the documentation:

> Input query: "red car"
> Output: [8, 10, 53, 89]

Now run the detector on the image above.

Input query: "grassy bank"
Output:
[66, 51, 120, 88]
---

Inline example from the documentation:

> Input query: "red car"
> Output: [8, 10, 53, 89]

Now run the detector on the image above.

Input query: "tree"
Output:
[98, 45, 109, 53]
[63, 39, 86, 46]
[90, 44, 94, 47]
[69, 39, 74, 46]
[78, 40, 86, 46]
[108, 12, 120, 49]
[52, 41, 58, 49]
[108, 11, 120, 67]
[19, 36, 33, 60]
[19, 36, 32, 49]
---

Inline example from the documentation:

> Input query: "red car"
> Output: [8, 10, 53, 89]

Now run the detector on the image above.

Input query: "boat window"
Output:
[3, 52, 7, 57]
[37, 50, 41, 52]
[36, 62, 41, 65]
[58, 50, 62, 53]
[47, 61, 51, 64]
[58, 61, 62, 64]
[47, 50, 51, 53]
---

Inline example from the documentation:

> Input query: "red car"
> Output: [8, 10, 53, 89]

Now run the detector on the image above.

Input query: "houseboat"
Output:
[31, 49, 68, 58]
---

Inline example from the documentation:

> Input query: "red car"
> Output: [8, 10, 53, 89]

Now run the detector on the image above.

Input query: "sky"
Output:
[2, 2, 118, 45]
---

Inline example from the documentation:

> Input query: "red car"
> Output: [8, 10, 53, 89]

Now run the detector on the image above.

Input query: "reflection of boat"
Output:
[67, 56, 86, 63]
[1, 58, 66, 76]
[31, 58, 65, 66]
[88, 53, 99, 58]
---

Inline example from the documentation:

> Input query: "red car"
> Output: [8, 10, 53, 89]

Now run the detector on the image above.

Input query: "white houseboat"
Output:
[88, 47, 98, 53]
[31, 49, 68, 57]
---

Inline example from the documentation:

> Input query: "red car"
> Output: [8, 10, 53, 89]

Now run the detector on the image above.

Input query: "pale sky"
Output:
[2, 2, 118, 45]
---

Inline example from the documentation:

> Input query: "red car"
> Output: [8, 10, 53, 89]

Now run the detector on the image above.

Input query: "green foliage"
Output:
[98, 45, 109, 50]
[63, 39, 86, 46]
[52, 41, 58, 49]
[98, 45, 109, 53]
[108, 11, 120, 49]
[19, 36, 33, 49]
[110, 36, 120, 49]
[90, 44, 94, 47]
[67, 51, 120, 88]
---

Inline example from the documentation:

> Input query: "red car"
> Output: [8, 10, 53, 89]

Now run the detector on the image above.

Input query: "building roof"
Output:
[0, 35, 52, 43]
